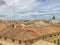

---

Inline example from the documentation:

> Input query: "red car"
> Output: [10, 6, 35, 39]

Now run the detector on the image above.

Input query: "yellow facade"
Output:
[39, 32, 60, 45]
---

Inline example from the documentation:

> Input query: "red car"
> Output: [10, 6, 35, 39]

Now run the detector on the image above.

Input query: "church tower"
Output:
[52, 15, 55, 20]
[50, 15, 58, 24]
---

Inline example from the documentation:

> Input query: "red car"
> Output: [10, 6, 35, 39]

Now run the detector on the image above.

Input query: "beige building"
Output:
[0, 21, 60, 45]
[50, 16, 60, 24]
[32, 40, 58, 45]
[35, 20, 49, 26]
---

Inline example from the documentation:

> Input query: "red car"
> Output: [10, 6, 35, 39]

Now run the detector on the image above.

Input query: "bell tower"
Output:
[52, 15, 55, 20]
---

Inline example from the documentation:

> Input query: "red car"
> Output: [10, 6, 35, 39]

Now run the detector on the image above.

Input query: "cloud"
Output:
[0, 0, 60, 20]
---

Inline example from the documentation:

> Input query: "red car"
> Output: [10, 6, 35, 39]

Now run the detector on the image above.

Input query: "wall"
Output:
[40, 32, 60, 45]
[0, 36, 25, 45]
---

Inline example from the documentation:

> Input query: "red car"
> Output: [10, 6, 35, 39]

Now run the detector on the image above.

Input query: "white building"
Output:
[35, 20, 49, 26]
[50, 16, 60, 24]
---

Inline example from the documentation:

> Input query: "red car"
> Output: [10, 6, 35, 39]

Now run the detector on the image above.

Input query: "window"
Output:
[42, 37, 44, 39]
[4, 37, 7, 40]
[54, 40, 56, 43]
[42, 36, 47, 40]
[12, 25, 14, 28]
[50, 41, 52, 43]
[58, 33, 59, 36]
[30, 40, 34, 43]
[24, 21, 26, 22]
[0, 21, 2, 23]
[0, 36, 1, 39]
[57, 39, 59, 44]
[45, 36, 47, 39]
[12, 39, 15, 42]
[49, 35, 52, 37]
[0, 44, 2, 45]
[54, 35, 56, 36]
[19, 40, 21, 44]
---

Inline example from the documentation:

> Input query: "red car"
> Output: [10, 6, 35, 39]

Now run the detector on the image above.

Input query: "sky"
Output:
[0, 0, 60, 20]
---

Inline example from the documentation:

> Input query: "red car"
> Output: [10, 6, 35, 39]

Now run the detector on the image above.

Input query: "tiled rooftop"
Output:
[0, 20, 60, 41]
